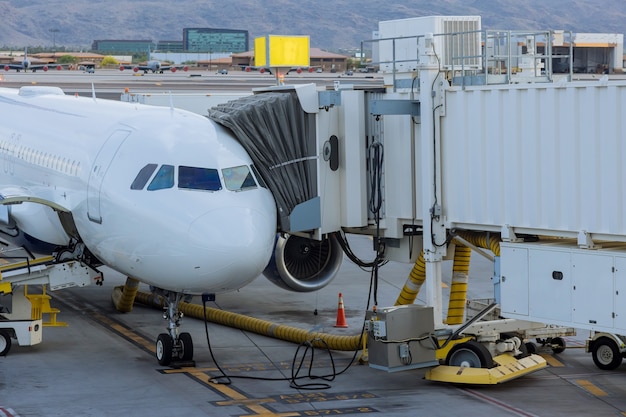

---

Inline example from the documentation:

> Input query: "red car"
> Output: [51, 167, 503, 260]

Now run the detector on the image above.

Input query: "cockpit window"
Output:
[130, 163, 158, 190]
[178, 166, 222, 191]
[147, 164, 175, 190]
[222, 165, 257, 191]
[250, 164, 267, 189]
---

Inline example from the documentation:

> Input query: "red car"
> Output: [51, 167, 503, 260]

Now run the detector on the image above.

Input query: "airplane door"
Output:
[87, 130, 130, 224]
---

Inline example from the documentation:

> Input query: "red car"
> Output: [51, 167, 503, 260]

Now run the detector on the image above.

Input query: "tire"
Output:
[446, 340, 494, 369]
[551, 337, 566, 354]
[178, 332, 193, 361]
[525, 342, 537, 355]
[592, 337, 623, 370]
[156, 333, 173, 366]
[0, 331, 11, 356]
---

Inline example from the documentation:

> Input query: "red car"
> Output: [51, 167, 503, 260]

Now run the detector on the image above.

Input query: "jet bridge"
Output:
[205, 15, 626, 381]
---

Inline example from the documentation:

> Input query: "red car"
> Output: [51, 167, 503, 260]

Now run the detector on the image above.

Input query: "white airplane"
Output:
[0, 85, 278, 365]
[2, 48, 64, 72]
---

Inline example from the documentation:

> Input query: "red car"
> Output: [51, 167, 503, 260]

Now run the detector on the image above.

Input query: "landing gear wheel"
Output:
[178, 332, 193, 361]
[550, 337, 566, 354]
[156, 333, 173, 366]
[592, 337, 623, 370]
[446, 340, 494, 369]
[0, 331, 11, 356]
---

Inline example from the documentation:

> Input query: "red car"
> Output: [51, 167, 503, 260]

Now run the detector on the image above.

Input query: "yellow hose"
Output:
[394, 251, 426, 305]
[455, 230, 501, 256]
[111, 277, 140, 313]
[445, 244, 471, 325]
[114, 286, 364, 351]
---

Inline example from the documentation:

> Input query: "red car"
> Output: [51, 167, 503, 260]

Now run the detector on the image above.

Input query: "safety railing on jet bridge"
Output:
[360, 28, 574, 89]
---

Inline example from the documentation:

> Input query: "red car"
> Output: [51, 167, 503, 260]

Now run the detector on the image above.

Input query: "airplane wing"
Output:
[240, 65, 273, 74]
[158, 64, 189, 73]
[2, 64, 24, 71]
[2, 63, 64, 72]
[286, 66, 320, 74]
[119, 64, 145, 73]
[119, 64, 188, 73]
[29, 63, 65, 72]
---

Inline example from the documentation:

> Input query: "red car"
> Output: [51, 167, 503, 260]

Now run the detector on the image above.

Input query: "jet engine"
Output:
[262, 233, 343, 292]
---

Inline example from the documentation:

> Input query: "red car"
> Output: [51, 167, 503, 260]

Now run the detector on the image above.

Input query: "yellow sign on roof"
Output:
[254, 35, 310, 67]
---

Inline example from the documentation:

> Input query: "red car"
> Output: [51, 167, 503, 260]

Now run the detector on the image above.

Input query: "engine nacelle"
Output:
[262, 234, 343, 292]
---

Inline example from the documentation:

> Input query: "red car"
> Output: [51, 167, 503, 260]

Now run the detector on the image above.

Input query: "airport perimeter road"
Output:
[2, 236, 626, 417]
[0, 69, 384, 99]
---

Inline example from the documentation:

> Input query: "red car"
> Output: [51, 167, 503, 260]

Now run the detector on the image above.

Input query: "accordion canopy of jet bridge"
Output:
[207, 90, 317, 233]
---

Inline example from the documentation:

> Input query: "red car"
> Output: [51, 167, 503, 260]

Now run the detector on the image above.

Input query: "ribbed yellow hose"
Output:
[111, 277, 140, 313]
[394, 251, 426, 305]
[455, 230, 501, 256]
[115, 286, 363, 351]
[445, 244, 471, 325]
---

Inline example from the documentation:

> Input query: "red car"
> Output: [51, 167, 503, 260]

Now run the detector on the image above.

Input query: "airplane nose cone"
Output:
[186, 205, 275, 290]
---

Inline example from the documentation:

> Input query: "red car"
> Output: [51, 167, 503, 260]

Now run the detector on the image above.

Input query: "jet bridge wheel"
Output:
[446, 340, 494, 369]
[0, 330, 11, 356]
[591, 337, 623, 370]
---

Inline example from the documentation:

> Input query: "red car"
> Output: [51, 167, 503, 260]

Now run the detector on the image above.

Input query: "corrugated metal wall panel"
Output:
[442, 82, 626, 238]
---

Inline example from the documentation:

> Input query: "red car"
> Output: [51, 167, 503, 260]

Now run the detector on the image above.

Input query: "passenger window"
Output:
[147, 164, 175, 190]
[222, 165, 257, 191]
[178, 166, 221, 191]
[131, 163, 158, 190]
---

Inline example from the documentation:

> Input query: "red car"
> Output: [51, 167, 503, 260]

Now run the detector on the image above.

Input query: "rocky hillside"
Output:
[1, 0, 625, 51]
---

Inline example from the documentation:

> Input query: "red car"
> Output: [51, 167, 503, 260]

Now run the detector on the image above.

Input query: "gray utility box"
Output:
[366, 304, 439, 372]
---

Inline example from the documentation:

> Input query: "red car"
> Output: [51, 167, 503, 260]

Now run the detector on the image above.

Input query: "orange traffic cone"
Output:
[334, 292, 348, 328]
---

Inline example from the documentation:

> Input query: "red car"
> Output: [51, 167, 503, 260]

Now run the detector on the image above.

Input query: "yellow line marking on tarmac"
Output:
[92, 312, 156, 353]
[540, 354, 564, 367]
[179, 368, 300, 417]
[576, 379, 608, 397]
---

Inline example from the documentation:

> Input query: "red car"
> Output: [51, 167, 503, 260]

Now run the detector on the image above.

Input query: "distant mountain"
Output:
[2, 0, 626, 51]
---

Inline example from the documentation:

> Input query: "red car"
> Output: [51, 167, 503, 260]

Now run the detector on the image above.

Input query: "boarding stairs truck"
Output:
[0, 242, 102, 355]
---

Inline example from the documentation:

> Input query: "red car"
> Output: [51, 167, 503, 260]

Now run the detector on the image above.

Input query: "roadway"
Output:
[0, 68, 384, 100]
[1, 72, 626, 417]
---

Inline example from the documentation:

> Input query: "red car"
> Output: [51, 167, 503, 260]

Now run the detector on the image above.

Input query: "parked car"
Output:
[344, 70, 354, 76]
[217, 69, 228, 74]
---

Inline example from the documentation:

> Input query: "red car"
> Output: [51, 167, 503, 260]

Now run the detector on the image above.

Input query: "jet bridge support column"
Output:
[419, 33, 447, 326]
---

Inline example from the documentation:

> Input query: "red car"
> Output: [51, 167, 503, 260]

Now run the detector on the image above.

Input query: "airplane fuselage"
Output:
[0, 86, 277, 294]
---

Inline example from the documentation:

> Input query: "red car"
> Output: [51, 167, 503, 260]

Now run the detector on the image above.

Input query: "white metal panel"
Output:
[381, 113, 420, 238]
[500, 245, 529, 315]
[528, 248, 572, 323]
[339, 91, 368, 228]
[442, 82, 626, 240]
[317, 106, 341, 235]
[615, 256, 626, 326]
[572, 252, 614, 328]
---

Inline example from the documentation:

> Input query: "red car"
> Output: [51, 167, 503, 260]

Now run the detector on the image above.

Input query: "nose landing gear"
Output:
[155, 291, 194, 366]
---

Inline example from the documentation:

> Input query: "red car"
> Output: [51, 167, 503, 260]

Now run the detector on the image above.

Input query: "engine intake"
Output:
[262, 233, 343, 292]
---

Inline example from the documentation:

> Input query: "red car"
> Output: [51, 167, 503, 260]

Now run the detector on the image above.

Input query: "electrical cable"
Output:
[197, 241, 384, 390]
[200, 294, 368, 390]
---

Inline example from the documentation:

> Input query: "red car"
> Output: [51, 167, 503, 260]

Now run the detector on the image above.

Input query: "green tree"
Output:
[58, 55, 78, 64]
[101, 56, 119, 65]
